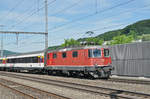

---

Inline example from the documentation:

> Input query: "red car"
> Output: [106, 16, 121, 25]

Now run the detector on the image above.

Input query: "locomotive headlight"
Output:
[94, 64, 98, 66]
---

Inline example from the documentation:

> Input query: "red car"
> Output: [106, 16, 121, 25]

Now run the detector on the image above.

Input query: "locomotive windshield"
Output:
[88, 49, 101, 58]
[104, 49, 109, 57]
[93, 49, 101, 57]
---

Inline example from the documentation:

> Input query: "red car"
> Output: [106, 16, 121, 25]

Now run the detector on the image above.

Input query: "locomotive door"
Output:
[49, 53, 53, 65]
[47, 53, 53, 65]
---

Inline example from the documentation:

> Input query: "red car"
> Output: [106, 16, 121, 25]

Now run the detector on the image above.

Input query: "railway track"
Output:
[0, 78, 70, 99]
[0, 72, 150, 99]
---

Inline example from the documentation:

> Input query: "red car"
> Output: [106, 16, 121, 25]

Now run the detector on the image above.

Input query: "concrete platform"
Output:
[111, 75, 150, 81]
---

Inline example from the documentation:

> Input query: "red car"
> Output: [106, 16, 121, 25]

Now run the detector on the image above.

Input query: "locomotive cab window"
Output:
[88, 49, 92, 57]
[62, 52, 67, 58]
[88, 49, 101, 58]
[104, 49, 109, 57]
[72, 51, 78, 57]
[93, 49, 101, 57]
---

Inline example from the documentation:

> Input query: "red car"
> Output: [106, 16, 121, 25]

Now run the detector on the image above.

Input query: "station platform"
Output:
[111, 75, 150, 81]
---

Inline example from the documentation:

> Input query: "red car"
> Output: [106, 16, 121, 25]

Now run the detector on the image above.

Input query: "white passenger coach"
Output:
[0, 51, 44, 72]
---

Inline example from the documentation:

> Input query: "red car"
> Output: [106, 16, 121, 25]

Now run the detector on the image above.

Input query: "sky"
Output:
[0, 0, 150, 53]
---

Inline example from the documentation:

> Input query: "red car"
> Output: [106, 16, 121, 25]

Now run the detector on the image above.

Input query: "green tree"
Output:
[61, 38, 80, 47]
[129, 30, 137, 40]
[86, 37, 104, 45]
[110, 35, 133, 45]
[98, 39, 104, 45]
[142, 34, 150, 41]
[85, 31, 94, 37]
[86, 37, 94, 45]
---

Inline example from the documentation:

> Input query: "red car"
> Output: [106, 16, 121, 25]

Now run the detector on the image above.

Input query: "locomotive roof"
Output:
[46, 45, 109, 53]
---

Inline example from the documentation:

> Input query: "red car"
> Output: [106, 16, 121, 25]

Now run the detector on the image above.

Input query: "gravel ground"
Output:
[5, 72, 150, 95]
[0, 75, 110, 99]
[0, 72, 150, 99]
[0, 85, 25, 99]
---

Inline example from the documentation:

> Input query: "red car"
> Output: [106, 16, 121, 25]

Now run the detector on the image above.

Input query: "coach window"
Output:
[11, 59, 13, 63]
[26, 57, 30, 63]
[72, 51, 78, 57]
[32, 57, 38, 63]
[53, 53, 57, 59]
[12, 58, 17, 63]
[21, 58, 24, 63]
[62, 52, 67, 58]
[22, 58, 26, 63]
[15, 58, 17, 63]
[19, 58, 23, 63]
[18, 58, 20, 63]
[0, 60, 2, 63]
[7, 59, 11, 63]
[24, 57, 27, 63]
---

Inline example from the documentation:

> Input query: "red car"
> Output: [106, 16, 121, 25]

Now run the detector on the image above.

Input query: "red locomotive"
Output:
[44, 46, 112, 78]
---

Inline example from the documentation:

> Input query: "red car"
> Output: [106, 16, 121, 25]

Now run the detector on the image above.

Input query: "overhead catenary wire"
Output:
[49, 3, 150, 35]
[47, 0, 136, 31]
[0, 0, 25, 22]
[9, 0, 57, 30]
[51, 0, 82, 16]
[2, 0, 54, 52]
[20, 0, 82, 30]
[9, 2, 43, 29]
[3, 0, 51, 49]
[49, 23, 127, 42]
[9, 0, 83, 47]
[16, 23, 126, 47]
[48, 0, 150, 45]
[13, 0, 144, 48]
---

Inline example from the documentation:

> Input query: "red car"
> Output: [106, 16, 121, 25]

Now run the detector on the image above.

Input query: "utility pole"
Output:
[0, 31, 47, 55]
[0, 0, 48, 53]
[45, 0, 48, 49]
[0, 25, 4, 58]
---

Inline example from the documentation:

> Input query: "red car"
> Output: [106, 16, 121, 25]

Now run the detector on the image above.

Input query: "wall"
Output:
[110, 42, 150, 77]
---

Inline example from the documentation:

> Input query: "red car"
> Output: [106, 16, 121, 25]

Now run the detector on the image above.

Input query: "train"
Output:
[0, 46, 113, 79]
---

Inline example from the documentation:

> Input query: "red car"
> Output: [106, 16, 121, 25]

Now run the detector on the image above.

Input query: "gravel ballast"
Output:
[4, 72, 150, 94]
[0, 75, 110, 99]
[0, 72, 150, 99]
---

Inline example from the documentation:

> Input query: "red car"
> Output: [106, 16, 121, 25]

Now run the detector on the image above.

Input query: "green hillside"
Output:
[83, 19, 150, 41]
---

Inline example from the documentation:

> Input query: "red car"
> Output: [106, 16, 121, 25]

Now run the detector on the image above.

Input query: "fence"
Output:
[110, 41, 150, 77]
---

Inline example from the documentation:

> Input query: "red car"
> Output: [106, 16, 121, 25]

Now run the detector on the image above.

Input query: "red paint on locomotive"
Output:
[46, 48, 111, 67]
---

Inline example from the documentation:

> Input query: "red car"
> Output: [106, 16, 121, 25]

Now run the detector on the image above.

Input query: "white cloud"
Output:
[61, 0, 112, 15]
